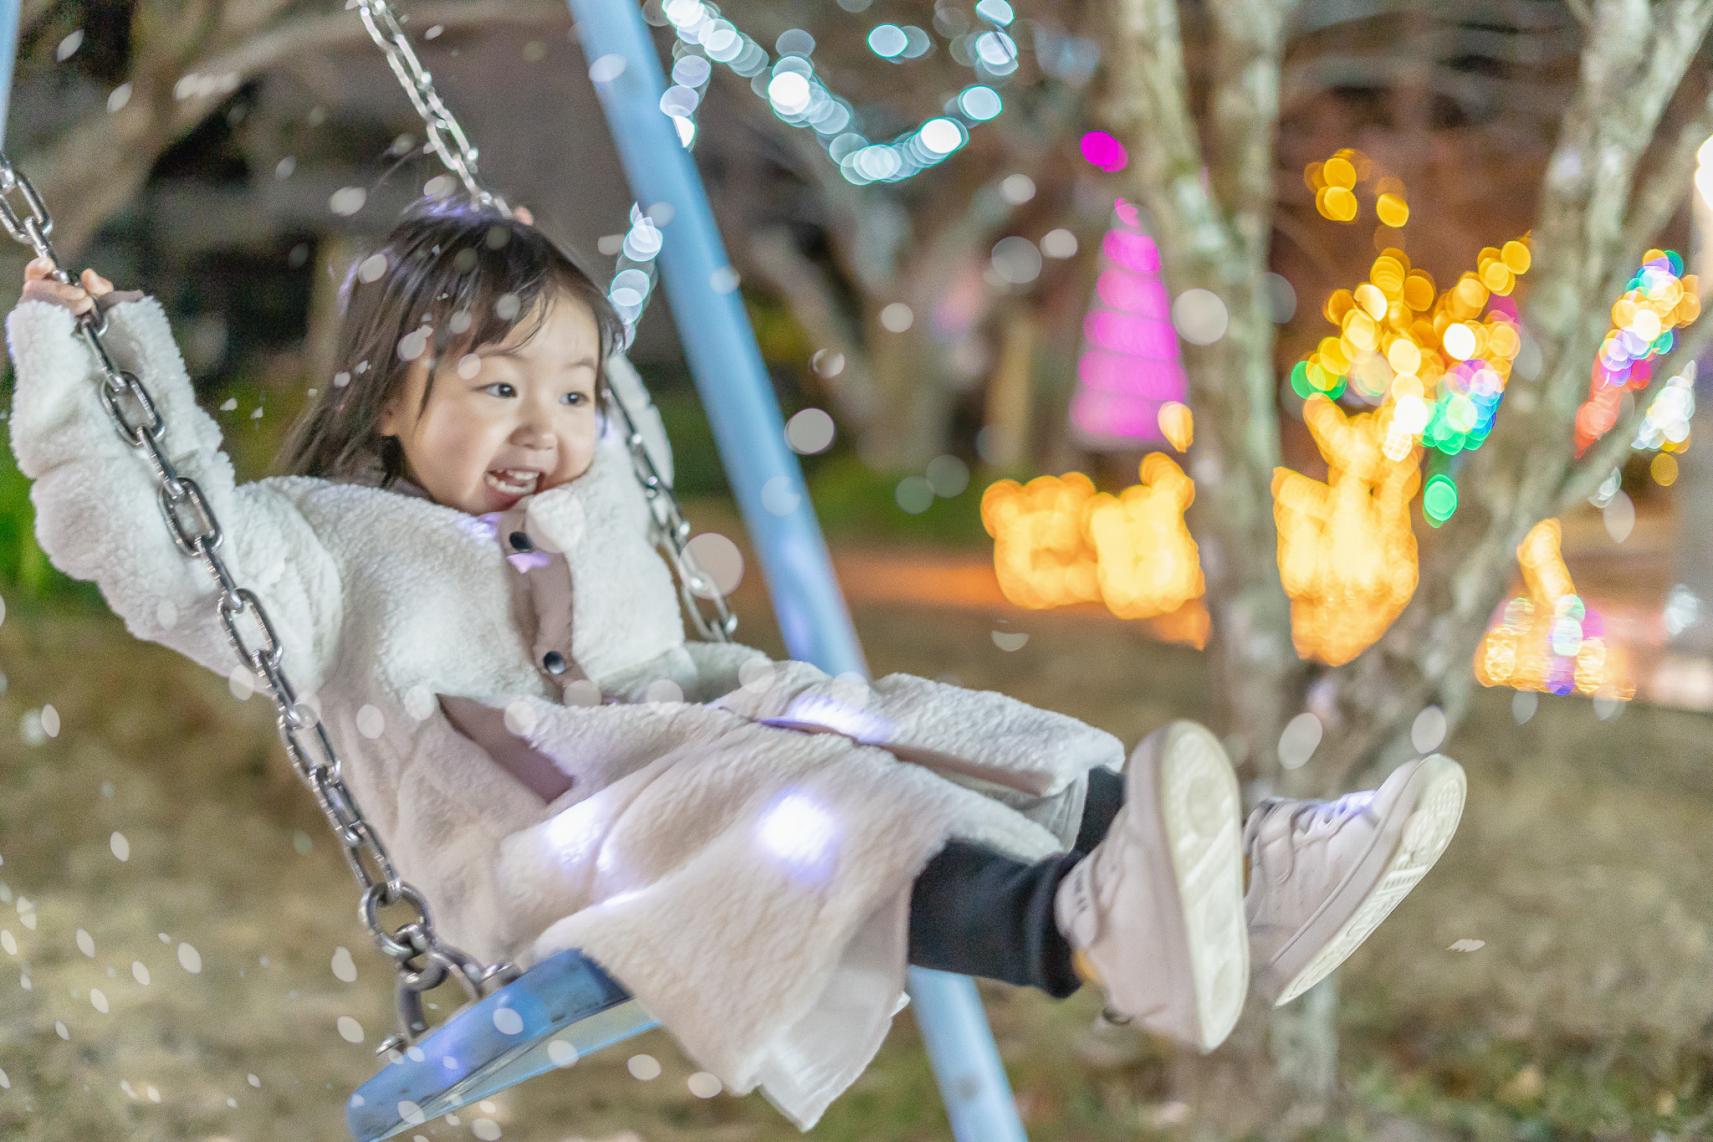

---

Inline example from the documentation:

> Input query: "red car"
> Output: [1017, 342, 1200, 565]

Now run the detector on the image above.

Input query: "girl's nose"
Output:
[511, 412, 556, 450]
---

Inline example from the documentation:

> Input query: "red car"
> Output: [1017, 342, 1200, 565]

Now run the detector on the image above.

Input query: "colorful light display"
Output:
[1085, 453, 1204, 619]
[980, 147, 1688, 698]
[1273, 396, 1421, 666]
[1067, 200, 1189, 447]
[979, 472, 1103, 610]
[1474, 519, 1634, 699]
[1572, 249, 1701, 455]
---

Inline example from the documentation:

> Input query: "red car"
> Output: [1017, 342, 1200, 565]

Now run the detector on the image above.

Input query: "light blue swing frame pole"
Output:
[564, 4, 1027, 1139]
[0, 0, 19, 151]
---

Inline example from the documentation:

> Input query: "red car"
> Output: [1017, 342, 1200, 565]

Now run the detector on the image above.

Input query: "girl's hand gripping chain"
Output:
[19, 258, 142, 318]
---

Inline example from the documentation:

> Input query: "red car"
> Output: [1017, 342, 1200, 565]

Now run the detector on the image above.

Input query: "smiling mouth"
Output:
[485, 468, 542, 495]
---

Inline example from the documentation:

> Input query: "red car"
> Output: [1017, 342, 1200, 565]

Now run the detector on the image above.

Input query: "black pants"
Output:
[905, 766, 1126, 998]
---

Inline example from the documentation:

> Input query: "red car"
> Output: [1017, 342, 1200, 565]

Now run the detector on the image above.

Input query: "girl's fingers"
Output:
[81, 268, 113, 297]
[23, 256, 53, 281]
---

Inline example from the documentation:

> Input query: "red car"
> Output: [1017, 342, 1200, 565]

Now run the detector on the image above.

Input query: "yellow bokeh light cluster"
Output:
[1085, 454, 1205, 620]
[1306, 150, 1365, 223]
[1273, 395, 1422, 666]
[1474, 520, 1634, 699]
[1305, 149, 1412, 229]
[980, 456, 1204, 620]
[1303, 240, 1531, 419]
[979, 472, 1103, 610]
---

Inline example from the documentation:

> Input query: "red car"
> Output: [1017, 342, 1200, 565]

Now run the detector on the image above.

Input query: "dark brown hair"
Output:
[277, 196, 623, 487]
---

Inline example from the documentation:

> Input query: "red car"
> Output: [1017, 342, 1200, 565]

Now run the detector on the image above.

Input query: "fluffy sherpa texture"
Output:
[6, 297, 1126, 1128]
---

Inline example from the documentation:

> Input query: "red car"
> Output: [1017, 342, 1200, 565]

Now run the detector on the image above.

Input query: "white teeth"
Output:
[485, 469, 540, 495]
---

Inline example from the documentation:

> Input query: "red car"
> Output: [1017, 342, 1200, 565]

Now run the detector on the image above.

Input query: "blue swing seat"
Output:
[347, 950, 654, 1141]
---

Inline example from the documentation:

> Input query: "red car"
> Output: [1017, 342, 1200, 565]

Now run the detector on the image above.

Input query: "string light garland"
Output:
[657, 0, 1020, 188]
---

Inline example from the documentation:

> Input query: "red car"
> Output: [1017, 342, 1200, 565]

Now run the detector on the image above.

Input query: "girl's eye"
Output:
[564, 392, 588, 407]
[482, 382, 516, 398]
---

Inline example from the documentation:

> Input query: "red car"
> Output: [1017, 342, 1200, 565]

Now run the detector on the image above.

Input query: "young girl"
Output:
[8, 197, 1466, 1129]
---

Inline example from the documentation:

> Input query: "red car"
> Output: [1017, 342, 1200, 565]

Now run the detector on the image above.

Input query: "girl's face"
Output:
[379, 293, 602, 514]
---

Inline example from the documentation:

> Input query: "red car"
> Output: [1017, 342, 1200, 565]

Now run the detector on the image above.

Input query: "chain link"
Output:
[353, 0, 738, 643]
[0, 153, 508, 1050]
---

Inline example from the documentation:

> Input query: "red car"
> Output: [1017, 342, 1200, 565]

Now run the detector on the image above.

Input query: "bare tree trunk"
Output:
[1107, 0, 1303, 776]
[862, 312, 960, 471]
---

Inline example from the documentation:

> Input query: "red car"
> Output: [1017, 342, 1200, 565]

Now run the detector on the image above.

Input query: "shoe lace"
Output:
[1286, 789, 1378, 836]
[1253, 791, 1384, 883]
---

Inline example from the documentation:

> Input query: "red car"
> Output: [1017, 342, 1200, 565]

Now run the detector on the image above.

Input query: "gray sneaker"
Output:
[1244, 754, 1467, 1006]
[1054, 722, 1248, 1051]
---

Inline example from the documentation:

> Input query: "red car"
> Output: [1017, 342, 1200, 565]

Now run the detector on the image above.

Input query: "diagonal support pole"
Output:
[563, 3, 1027, 1139]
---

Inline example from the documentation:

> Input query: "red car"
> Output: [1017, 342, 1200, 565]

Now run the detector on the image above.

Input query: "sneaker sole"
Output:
[1146, 722, 1248, 1050]
[1263, 755, 1467, 1006]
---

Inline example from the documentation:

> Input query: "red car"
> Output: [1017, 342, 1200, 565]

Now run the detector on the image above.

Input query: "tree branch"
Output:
[741, 228, 879, 432]
[18, 0, 564, 258]
[1618, 76, 1713, 257]
[1207, 0, 1292, 261]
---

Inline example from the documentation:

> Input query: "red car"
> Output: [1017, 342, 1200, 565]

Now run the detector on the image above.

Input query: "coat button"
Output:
[542, 650, 567, 675]
[508, 530, 534, 552]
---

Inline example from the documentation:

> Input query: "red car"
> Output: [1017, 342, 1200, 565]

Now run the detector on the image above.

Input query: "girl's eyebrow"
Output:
[476, 347, 598, 370]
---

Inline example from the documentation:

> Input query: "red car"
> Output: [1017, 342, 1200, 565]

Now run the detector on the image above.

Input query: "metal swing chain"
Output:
[0, 156, 513, 1055]
[355, 0, 737, 643]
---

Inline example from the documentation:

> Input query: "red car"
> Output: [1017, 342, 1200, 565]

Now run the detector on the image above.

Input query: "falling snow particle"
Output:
[337, 1016, 364, 1044]
[761, 475, 801, 517]
[331, 946, 358, 983]
[991, 630, 1029, 652]
[40, 705, 60, 739]
[627, 1054, 661, 1081]
[356, 704, 386, 739]
[0, 931, 14, 956]
[710, 266, 741, 294]
[492, 1007, 524, 1036]
[1171, 289, 1229, 346]
[76, 929, 95, 958]
[56, 30, 84, 61]
[589, 54, 626, 83]
[688, 1072, 722, 1098]
[546, 1038, 578, 1068]
[785, 408, 835, 455]
[472, 1119, 502, 1141]
[1448, 938, 1486, 953]
[330, 187, 368, 217]
[1277, 712, 1324, 771]
[54, 1020, 68, 1040]
[90, 988, 108, 1014]
[177, 942, 202, 974]
[1410, 705, 1447, 754]
[107, 83, 132, 113]
[0, 1067, 9, 1089]
[247, 1073, 261, 1088]
[358, 253, 389, 283]
[131, 961, 149, 986]
[396, 1098, 425, 1125]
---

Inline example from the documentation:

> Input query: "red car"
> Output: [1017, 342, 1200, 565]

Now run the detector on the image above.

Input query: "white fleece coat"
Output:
[5, 297, 1125, 1128]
